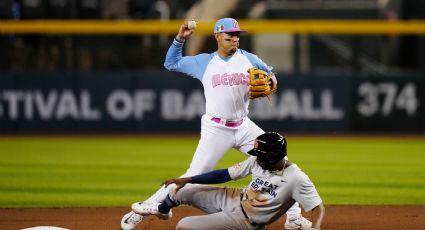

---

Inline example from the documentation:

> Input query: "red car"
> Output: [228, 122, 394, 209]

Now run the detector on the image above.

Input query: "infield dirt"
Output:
[1, 205, 424, 230]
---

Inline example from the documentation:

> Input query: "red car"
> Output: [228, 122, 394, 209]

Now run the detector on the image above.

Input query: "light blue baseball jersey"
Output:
[228, 157, 322, 225]
[164, 39, 273, 121]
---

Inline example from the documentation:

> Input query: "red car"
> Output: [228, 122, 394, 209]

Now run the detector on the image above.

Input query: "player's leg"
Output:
[183, 122, 236, 176]
[234, 117, 265, 154]
[131, 185, 220, 218]
[134, 189, 255, 230]
[132, 184, 250, 228]
[145, 117, 235, 204]
[171, 185, 256, 230]
[122, 116, 235, 229]
[171, 184, 240, 213]
[177, 211, 256, 230]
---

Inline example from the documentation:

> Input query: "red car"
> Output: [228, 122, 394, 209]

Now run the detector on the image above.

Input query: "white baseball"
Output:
[187, 20, 197, 30]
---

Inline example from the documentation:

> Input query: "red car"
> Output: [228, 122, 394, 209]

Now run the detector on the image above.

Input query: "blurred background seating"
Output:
[0, 0, 423, 76]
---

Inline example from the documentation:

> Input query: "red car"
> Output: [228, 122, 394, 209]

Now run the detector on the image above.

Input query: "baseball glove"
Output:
[248, 67, 277, 99]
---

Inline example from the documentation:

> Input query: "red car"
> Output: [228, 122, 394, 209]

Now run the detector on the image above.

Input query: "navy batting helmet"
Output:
[248, 132, 287, 164]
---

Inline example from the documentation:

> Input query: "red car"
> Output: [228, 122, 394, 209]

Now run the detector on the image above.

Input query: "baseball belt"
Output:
[211, 117, 243, 127]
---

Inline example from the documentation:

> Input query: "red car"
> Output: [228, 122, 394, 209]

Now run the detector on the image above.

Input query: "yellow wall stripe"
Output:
[0, 19, 424, 35]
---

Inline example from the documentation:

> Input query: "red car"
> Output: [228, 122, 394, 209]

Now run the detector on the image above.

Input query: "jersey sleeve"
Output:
[164, 39, 211, 80]
[191, 169, 232, 184]
[241, 49, 274, 75]
[292, 173, 323, 212]
[228, 157, 256, 180]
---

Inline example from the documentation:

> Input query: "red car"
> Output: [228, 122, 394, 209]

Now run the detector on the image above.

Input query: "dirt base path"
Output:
[1, 205, 424, 230]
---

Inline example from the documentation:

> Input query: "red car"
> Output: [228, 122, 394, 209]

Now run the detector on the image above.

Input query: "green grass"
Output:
[0, 135, 424, 207]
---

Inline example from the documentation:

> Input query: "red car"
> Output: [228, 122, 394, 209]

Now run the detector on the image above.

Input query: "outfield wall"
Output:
[0, 71, 423, 133]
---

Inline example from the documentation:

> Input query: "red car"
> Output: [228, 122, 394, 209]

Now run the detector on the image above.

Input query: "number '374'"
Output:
[357, 82, 419, 117]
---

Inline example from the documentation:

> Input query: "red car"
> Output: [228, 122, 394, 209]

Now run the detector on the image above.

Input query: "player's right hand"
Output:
[177, 21, 195, 40]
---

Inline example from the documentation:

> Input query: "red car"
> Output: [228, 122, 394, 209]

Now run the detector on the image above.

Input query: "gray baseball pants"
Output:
[170, 184, 264, 230]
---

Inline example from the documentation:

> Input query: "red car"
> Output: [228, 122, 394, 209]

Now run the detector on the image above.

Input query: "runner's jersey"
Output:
[228, 157, 322, 225]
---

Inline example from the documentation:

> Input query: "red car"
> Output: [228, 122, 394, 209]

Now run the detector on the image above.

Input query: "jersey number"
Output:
[356, 82, 419, 117]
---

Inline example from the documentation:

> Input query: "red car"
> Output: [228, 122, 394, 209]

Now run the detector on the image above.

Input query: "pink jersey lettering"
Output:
[212, 74, 221, 88]
[229, 73, 238, 86]
[211, 72, 250, 88]
[221, 73, 229, 85]
[242, 73, 250, 85]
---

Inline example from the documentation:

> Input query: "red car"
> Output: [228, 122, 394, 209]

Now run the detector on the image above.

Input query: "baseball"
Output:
[187, 20, 197, 30]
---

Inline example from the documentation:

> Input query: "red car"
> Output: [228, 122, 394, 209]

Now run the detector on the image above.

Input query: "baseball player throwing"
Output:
[121, 18, 310, 229]
[133, 132, 325, 230]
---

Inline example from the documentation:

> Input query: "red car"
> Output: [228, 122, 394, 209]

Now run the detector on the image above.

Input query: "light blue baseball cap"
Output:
[214, 18, 247, 33]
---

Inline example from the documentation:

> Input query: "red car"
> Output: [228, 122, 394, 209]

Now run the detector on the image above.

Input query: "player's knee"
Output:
[176, 217, 193, 230]
[170, 184, 196, 203]
[168, 188, 186, 204]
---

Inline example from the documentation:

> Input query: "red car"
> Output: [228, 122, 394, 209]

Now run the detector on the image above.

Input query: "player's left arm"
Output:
[309, 202, 325, 230]
[293, 173, 325, 229]
[242, 50, 276, 77]
[161, 157, 255, 192]
[243, 50, 278, 97]
[161, 169, 232, 192]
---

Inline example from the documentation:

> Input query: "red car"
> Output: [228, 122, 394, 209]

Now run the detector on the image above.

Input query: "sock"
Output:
[158, 195, 178, 214]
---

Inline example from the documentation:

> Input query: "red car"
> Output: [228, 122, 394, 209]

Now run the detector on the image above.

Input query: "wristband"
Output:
[175, 36, 185, 43]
